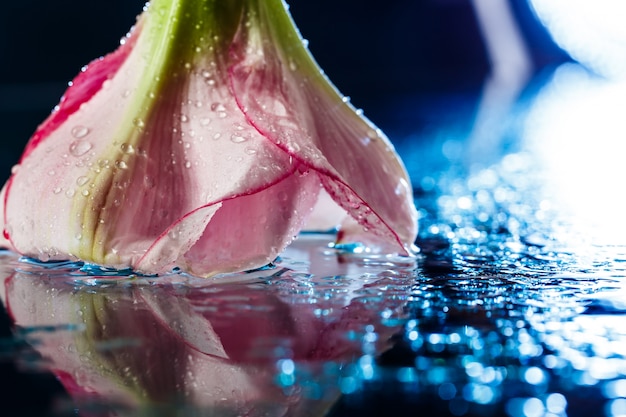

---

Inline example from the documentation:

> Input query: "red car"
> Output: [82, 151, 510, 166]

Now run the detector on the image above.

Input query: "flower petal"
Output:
[229, 1, 418, 254]
[181, 167, 321, 276]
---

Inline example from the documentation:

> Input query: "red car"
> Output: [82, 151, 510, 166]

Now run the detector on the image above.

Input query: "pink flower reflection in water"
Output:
[0, 234, 415, 416]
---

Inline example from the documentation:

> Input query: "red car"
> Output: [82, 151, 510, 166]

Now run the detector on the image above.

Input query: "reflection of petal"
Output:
[138, 287, 228, 359]
[0, 235, 414, 415]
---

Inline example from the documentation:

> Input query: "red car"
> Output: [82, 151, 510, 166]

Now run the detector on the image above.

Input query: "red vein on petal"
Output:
[226, 69, 409, 256]
[136, 162, 302, 273]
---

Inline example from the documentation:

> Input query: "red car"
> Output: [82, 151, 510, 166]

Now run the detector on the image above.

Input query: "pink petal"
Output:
[302, 188, 348, 232]
[181, 166, 321, 276]
[228, 11, 418, 255]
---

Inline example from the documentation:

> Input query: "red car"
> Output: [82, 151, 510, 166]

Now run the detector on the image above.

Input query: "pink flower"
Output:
[1, 0, 417, 277]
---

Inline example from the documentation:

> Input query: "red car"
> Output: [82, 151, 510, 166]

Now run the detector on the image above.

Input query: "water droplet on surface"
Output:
[185, 161, 192, 169]
[48, 170, 56, 176]
[76, 176, 89, 186]
[10, 164, 20, 174]
[181, 114, 189, 123]
[231, 135, 246, 143]
[71, 126, 90, 139]
[213, 133, 221, 140]
[200, 118, 211, 126]
[133, 118, 145, 128]
[245, 147, 257, 155]
[69, 140, 93, 157]
[81, 190, 90, 197]
[53, 187, 62, 194]
[65, 189, 76, 198]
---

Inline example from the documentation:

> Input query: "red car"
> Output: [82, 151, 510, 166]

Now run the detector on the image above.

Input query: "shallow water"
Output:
[3, 65, 626, 417]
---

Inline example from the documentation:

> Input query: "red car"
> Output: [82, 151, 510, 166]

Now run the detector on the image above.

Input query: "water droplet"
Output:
[185, 161, 192, 169]
[48, 169, 56, 176]
[133, 118, 145, 128]
[211, 103, 226, 112]
[289, 60, 297, 71]
[245, 147, 257, 155]
[120, 143, 135, 154]
[69, 140, 93, 157]
[76, 176, 89, 186]
[201, 70, 211, 78]
[200, 118, 211, 126]
[71, 126, 90, 139]
[65, 189, 76, 198]
[231, 135, 246, 143]
[213, 133, 221, 140]
[122, 90, 131, 98]
[181, 114, 189, 123]
[82, 190, 90, 197]
[10, 164, 20, 174]
[218, 112, 227, 119]
[53, 187, 63, 194]
[116, 161, 128, 170]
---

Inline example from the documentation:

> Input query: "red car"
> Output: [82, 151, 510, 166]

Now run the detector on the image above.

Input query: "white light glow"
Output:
[523, 64, 626, 246]
[530, 0, 626, 79]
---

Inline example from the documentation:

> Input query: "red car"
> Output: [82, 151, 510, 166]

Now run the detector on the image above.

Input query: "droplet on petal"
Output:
[69, 140, 93, 157]
[71, 126, 90, 139]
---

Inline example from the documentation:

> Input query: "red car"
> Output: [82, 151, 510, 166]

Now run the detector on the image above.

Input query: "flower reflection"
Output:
[0, 235, 414, 416]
